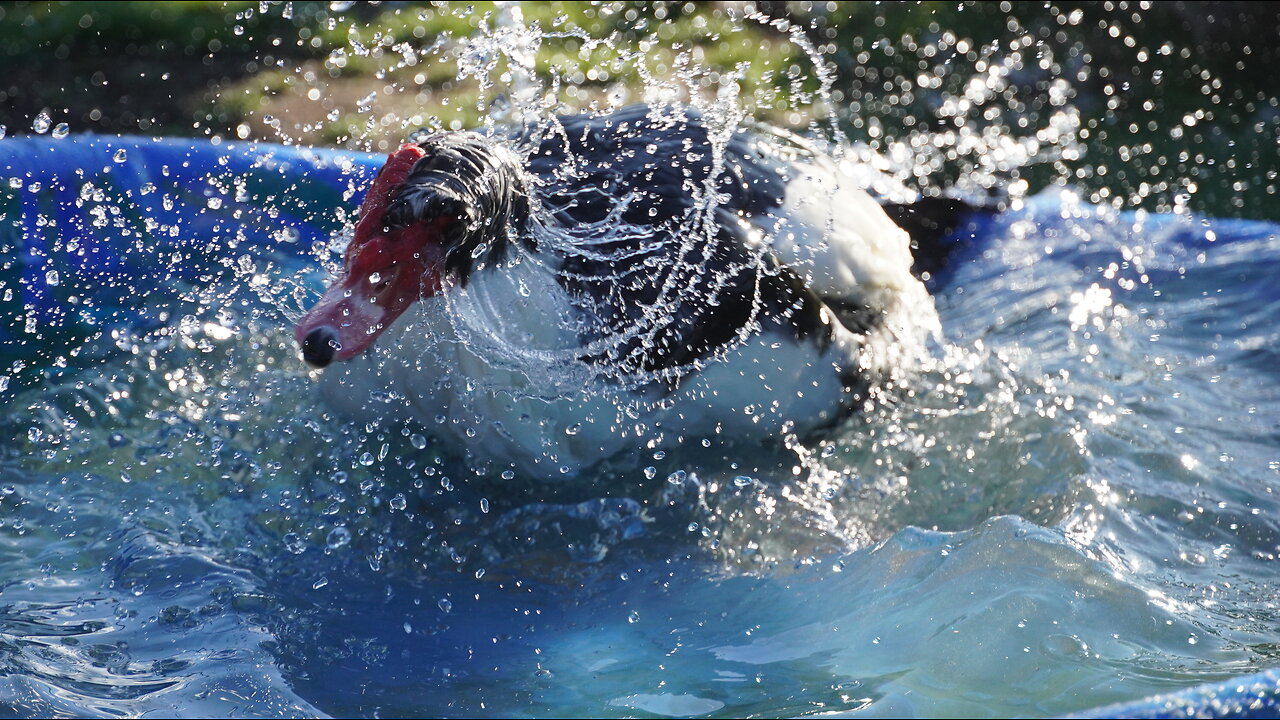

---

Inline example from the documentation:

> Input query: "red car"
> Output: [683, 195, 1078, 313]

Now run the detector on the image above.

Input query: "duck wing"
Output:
[522, 105, 852, 381]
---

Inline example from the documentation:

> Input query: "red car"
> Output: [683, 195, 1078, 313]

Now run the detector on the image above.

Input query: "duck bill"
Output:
[295, 252, 441, 367]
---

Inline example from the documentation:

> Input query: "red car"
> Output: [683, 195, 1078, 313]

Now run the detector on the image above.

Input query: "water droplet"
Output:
[410, 433, 427, 450]
[326, 526, 351, 549]
[403, 622, 412, 634]
[627, 610, 640, 624]
[284, 533, 306, 554]
[643, 466, 657, 480]
[500, 469, 515, 480]
[112, 148, 127, 163]
[45, 270, 59, 286]
[479, 498, 490, 513]
[51, 123, 69, 139]
[733, 475, 753, 488]
[437, 598, 452, 613]
[565, 423, 581, 436]
[389, 493, 407, 510]
[359, 452, 375, 466]
[31, 111, 51, 134]
[312, 577, 329, 590]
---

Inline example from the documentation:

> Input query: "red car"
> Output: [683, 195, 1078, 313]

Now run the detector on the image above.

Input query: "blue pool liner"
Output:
[1074, 668, 1280, 718]
[1, 134, 1277, 719]
[0, 135, 382, 347]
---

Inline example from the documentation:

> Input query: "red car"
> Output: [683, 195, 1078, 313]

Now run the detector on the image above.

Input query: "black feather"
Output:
[881, 196, 988, 283]
[387, 131, 531, 284]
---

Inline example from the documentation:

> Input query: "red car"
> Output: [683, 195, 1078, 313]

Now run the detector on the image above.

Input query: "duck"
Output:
[294, 104, 972, 479]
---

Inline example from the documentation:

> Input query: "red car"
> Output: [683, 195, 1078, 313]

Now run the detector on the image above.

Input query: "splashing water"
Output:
[2, 3, 1280, 717]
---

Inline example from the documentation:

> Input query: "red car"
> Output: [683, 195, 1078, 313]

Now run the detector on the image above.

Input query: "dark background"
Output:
[2, 1, 1278, 218]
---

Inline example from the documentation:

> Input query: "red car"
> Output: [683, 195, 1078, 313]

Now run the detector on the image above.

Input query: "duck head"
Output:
[295, 133, 528, 368]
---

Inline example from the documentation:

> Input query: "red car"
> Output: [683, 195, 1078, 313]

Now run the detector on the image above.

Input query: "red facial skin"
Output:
[295, 144, 450, 363]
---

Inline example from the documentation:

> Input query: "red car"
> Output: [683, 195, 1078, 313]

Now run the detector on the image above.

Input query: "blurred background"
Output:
[2, 0, 1279, 218]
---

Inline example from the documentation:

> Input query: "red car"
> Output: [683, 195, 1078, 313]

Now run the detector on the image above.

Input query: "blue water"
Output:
[2, 137, 1280, 717]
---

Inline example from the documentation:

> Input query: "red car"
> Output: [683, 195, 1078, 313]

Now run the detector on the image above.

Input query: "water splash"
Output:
[3, 3, 1280, 717]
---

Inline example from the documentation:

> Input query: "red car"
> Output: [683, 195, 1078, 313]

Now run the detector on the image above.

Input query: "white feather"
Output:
[745, 143, 942, 348]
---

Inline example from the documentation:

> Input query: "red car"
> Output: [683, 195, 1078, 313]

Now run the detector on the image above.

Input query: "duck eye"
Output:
[368, 266, 399, 293]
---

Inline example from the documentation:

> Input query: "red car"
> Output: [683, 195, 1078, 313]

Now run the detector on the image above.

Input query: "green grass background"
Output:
[2, 1, 1278, 218]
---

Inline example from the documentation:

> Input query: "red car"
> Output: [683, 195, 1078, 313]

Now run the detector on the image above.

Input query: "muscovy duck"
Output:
[295, 105, 965, 478]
